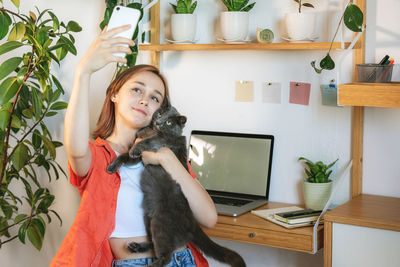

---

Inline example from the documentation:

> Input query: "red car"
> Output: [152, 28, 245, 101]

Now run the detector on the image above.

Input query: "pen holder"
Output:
[357, 64, 394, 83]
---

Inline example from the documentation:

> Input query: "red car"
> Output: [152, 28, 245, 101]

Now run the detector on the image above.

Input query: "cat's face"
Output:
[152, 106, 187, 135]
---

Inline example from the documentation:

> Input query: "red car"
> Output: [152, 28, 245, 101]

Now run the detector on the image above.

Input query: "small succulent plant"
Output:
[170, 0, 197, 14]
[299, 157, 338, 183]
[221, 0, 256, 12]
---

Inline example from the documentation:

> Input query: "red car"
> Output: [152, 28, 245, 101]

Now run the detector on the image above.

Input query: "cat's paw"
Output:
[106, 164, 117, 174]
[126, 242, 141, 253]
[128, 149, 141, 159]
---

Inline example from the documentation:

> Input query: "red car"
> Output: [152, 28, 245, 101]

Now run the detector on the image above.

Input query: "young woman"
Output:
[50, 24, 217, 267]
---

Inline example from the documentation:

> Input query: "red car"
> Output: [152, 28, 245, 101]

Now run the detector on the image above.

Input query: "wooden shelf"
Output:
[338, 82, 400, 108]
[324, 194, 400, 231]
[139, 42, 349, 51]
[202, 202, 323, 253]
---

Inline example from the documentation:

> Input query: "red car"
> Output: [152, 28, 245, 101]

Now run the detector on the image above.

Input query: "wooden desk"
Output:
[202, 202, 324, 254]
[324, 194, 400, 267]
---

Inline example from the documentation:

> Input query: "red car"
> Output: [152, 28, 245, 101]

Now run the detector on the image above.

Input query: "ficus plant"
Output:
[0, 0, 81, 250]
[170, 0, 197, 14]
[221, 0, 256, 12]
[311, 1, 364, 73]
[100, 0, 144, 76]
[298, 157, 338, 183]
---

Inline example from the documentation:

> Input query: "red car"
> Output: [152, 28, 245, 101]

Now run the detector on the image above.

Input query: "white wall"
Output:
[0, 0, 398, 266]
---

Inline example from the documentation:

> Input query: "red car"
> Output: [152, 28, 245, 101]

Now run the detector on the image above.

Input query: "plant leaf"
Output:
[10, 0, 20, 8]
[0, 11, 12, 40]
[0, 77, 20, 105]
[311, 60, 322, 74]
[8, 22, 26, 41]
[50, 101, 67, 110]
[0, 57, 22, 81]
[344, 4, 363, 32]
[31, 87, 42, 121]
[66, 21, 82, 32]
[27, 223, 44, 250]
[320, 54, 335, 70]
[11, 143, 29, 171]
[0, 41, 24, 56]
[41, 135, 56, 160]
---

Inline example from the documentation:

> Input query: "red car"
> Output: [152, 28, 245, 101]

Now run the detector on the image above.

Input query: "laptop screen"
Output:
[188, 131, 274, 198]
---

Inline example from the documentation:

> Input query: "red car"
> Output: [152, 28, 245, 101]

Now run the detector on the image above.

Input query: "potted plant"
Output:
[169, 0, 198, 43]
[311, 1, 364, 73]
[0, 1, 81, 250]
[219, 0, 256, 42]
[298, 157, 338, 210]
[284, 0, 316, 41]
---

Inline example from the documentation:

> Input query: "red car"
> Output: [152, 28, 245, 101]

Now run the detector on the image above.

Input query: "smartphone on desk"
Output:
[107, 5, 141, 57]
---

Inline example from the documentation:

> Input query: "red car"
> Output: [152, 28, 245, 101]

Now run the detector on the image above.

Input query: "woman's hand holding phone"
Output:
[77, 25, 135, 76]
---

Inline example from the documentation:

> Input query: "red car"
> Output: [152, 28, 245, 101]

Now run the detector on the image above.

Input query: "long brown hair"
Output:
[92, 65, 169, 139]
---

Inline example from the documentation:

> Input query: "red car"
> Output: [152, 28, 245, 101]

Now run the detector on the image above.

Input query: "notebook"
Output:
[188, 130, 274, 217]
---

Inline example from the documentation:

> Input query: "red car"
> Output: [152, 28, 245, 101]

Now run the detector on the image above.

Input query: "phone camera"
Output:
[116, 7, 120, 11]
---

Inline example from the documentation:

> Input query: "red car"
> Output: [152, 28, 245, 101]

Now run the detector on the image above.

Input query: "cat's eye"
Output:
[157, 113, 162, 118]
[166, 120, 172, 126]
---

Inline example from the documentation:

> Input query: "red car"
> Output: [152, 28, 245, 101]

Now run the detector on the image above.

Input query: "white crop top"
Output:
[109, 153, 147, 238]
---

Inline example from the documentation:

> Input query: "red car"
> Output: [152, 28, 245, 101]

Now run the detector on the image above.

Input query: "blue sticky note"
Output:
[321, 84, 339, 107]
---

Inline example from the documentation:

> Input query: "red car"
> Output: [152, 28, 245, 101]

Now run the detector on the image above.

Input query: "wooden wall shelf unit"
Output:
[338, 82, 400, 108]
[140, 42, 349, 51]
[202, 202, 323, 254]
[324, 194, 400, 267]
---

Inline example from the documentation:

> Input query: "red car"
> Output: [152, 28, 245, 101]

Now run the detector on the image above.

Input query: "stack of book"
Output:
[273, 209, 322, 225]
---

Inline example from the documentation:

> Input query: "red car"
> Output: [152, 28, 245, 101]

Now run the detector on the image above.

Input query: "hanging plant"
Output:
[100, 0, 144, 76]
[311, 1, 364, 73]
[0, 1, 81, 250]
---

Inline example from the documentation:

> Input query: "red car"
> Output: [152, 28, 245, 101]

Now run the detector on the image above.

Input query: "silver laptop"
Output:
[188, 130, 274, 217]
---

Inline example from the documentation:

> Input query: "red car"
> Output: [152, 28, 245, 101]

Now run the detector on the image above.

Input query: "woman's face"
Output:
[112, 71, 165, 130]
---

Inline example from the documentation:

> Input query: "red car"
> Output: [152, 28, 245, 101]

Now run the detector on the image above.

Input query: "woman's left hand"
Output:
[141, 147, 171, 166]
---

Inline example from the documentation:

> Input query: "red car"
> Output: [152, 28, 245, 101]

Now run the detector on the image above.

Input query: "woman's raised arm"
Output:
[64, 25, 135, 177]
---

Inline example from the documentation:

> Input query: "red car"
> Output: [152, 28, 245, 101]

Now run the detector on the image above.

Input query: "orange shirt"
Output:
[51, 138, 208, 267]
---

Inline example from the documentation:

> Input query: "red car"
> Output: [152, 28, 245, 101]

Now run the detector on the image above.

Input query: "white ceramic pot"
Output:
[303, 180, 332, 210]
[171, 14, 197, 42]
[285, 12, 316, 40]
[220, 11, 249, 41]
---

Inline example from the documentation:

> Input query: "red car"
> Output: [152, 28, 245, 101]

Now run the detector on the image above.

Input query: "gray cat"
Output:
[107, 99, 246, 267]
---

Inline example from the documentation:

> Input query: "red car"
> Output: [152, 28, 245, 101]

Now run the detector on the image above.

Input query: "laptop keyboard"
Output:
[211, 196, 252, 207]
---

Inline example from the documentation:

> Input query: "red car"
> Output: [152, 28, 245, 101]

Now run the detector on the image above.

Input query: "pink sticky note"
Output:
[289, 82, 311, 105]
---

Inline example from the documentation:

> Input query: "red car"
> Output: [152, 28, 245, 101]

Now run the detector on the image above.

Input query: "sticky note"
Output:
[321, 84, 339, 107]
[262, 82, 281, 104]
[235, 81, 254, 102]
[289, 82, 311, 106]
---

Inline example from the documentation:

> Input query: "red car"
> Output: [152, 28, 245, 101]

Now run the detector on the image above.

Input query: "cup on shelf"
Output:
[220, 11, 249, 42]
[357, 64, 394, 83]
[171, 14, 197, 43]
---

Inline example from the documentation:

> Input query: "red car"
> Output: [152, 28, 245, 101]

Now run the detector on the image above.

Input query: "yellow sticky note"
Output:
[235, 81, 254, 102]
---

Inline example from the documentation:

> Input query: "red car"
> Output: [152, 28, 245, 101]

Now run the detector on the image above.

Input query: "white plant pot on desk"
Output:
[220, 11, 249, 41]
[171, 13, 197, 42]
[303, 180, 332, 210]
[284, 12, 316, 41]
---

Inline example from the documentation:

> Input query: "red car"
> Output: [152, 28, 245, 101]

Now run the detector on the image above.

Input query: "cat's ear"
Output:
[161, 96, 171, 109]
[180, 116, 187, 125]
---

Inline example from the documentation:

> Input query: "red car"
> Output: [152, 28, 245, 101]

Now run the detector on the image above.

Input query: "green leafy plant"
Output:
[311, 1, 364, 73]
[293, 0, 315, 13]
[0, 1, 81, 250]
[100, 0, 144, 76]
[298, 157, 338, 183]
[221, 0, 256, 12]
[170, 0, 197, 14]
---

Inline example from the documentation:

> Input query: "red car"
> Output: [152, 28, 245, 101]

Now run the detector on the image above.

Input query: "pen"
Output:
[378, 55, 390, 65]
[367, 55, 390, 82]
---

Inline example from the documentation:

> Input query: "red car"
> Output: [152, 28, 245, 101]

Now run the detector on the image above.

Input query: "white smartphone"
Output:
[107, 5, 141, 57]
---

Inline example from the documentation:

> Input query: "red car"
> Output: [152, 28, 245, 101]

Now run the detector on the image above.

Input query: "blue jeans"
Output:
[112, 247, 196, 267]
